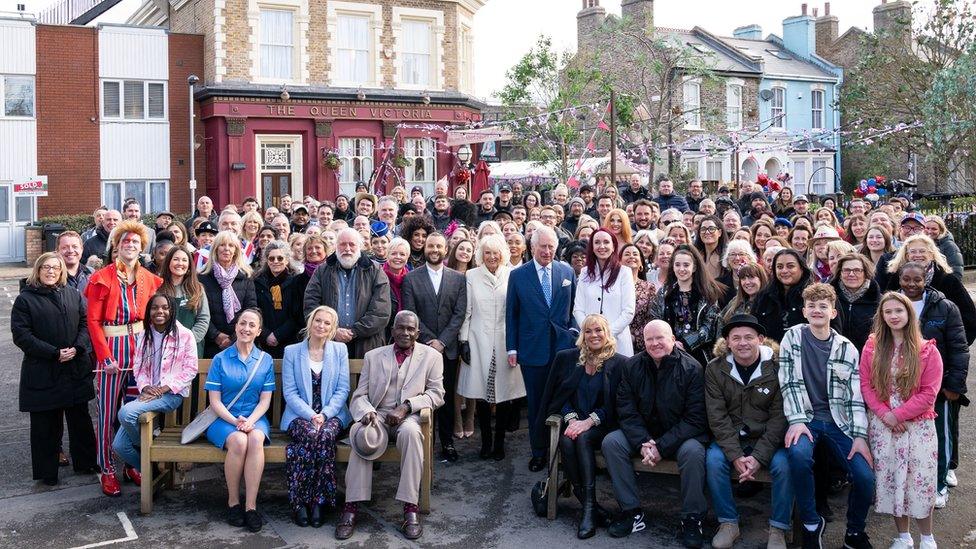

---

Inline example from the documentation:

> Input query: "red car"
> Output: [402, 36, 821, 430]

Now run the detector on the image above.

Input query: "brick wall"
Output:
[223, 0, 252, 82]
[35, 26, 101, 217]
[168, 33, 207, 215]
[170, 0, 218, 85]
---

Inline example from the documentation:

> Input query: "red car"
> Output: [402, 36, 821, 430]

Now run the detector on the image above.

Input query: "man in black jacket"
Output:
[602, 320, 708, 547]
[81, 209, 121, 265]
[619, 174, 649, 204]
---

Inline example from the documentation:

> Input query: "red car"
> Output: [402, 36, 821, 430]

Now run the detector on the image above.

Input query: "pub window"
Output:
[259, 8, 295, 80]
[403, 137, 435, 183]
[2, 75, 35, 118]
[102, 180, 169, 213]
[336, 14, 372, 85]
[102, 80, 166, 121]
[401, 19, 432, 87]
[339, 138, 374, 185]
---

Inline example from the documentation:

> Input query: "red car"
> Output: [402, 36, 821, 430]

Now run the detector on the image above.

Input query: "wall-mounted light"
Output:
[357, 88, 366, 101]
[280, 87, 290, 101]
[421, 91, 431, 105]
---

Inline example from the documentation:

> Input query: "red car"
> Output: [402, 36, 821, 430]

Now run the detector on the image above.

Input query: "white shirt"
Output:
[309, 359, 323, 376]
[428, 264, 444, 295]
[911, 292, 926, 319]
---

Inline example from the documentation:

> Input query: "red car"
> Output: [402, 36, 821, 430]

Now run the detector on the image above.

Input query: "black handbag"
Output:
[530, 449, 561, 517]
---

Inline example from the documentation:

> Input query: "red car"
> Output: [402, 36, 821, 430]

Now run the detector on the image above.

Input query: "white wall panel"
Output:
[98, 26, 168, 80]
[100, 123, 170, 179]
[0, 20, 36, 75]
[0, 119, 37, 180]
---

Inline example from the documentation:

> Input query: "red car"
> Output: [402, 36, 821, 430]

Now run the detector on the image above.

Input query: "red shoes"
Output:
[100, 473, 121, 497]
[122, 466, 142, 487]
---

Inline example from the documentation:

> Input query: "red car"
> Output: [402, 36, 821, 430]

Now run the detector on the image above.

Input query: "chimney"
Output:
[621, 0, 654, 36]
[577, 0, 607, 54]
[783, 8, 816, 60]
[816, 2, 839, 54]
[873, 0, 912, 46]
[733, 24, 762, 40]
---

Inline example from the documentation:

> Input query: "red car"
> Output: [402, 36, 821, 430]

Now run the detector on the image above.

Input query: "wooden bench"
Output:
[138, 358, 433, 515]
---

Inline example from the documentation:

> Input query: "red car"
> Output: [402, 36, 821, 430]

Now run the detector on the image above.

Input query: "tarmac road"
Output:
[0, 274, 972, 548]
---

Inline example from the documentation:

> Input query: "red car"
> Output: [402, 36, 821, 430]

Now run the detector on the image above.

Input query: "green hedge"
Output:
[36, 212, 190, 235]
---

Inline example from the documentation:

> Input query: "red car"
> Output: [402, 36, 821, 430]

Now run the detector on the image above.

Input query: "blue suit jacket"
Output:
[505, 259, 577, 368]
[280, 340, 353, 430]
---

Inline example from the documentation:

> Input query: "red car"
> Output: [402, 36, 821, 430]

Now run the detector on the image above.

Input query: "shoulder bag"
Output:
[181, 350, 265, 444]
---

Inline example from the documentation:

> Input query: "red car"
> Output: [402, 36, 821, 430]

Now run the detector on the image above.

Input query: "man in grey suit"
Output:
[401, 232, 467, 462]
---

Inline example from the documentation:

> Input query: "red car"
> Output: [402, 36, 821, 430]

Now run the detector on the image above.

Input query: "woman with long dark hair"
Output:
[650, 244, 725, 365]
[752, 249, 814, 342]
[621, 243, 654, 354]
[158, 247, 210, 356]
[253, 241, 303, 359]
[573, 229, 636, 356]
[694, 215, 728, 281]
[717, 261, 768, 335]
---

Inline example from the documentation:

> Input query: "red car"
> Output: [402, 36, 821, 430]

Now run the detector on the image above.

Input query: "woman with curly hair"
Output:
[400, 215, 435, 269]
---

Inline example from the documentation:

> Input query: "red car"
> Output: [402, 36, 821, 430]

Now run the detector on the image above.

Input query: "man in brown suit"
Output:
[336, 311, 445, 541]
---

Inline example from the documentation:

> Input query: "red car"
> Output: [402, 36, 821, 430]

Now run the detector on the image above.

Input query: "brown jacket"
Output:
[704, 339, 786, 467]
[349, 342, 445, 422]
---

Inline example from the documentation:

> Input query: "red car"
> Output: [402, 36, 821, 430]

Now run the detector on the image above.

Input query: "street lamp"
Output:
[455, 144, 473, 198]
[187, 74, 199, 213]
[456, 144, 472, 165]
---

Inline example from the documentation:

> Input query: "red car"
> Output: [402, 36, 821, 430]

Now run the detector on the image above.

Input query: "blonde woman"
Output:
[241, 211, 263, 244]
[923, 215, 964, 279]
[200, 231, 257, 357]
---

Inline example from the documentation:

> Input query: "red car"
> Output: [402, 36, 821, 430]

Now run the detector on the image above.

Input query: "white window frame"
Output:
[792, 159, 808, 196]
[811, 159, 828, 195]
[338, 137, 374, 196]
[392, 7, 444, 90]
[683, 159, 699, 178]
[403, 137, 436, 188]
[458, 17, 474, 94]
[254, 134, 303, 203]
[101, 79, 167, 122]
[1, 75, 35, 119]
[249, 0, 309, 85]
[771, 85, 786, 130]
[811, 87, 825, 130]
[682, 77, 701, 129]
[705, 159, 724, 182]
[101, 180, 170, 213]
[327, 2, 383, 88]
[726, 80, 743, 130]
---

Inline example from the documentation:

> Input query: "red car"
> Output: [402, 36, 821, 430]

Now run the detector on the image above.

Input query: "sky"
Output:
[10, 0, 924, 99]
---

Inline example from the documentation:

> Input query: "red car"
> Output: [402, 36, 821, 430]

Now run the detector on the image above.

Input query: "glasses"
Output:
[267, 256, 286, 263]
[841, 267, 864, 275]
[701, 226, 719, 234]
[40, 264, 62, 272]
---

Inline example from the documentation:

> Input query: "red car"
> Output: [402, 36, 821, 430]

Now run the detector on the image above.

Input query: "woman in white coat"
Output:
[573, 229, 636, 356]
[458, 234, 526, 461]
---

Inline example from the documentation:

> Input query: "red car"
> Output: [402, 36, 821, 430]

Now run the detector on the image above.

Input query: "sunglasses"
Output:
[267, 256, 286, 263]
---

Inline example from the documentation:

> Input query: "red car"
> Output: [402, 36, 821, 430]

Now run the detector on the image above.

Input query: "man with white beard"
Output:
[303, 228, 391, 358]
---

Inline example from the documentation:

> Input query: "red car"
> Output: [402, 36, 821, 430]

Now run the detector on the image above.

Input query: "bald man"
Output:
[82, 209, 122, 264]
[601, 321, 709, 545]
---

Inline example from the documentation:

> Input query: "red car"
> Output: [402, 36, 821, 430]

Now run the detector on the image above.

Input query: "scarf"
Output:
[213, 263, 241, 323]
[815, 259, 831, 282]
[841, 279, 871, 304]
[925, 262, 935, 286]
[383, 262, 408, 311]
[304, 260, 323, 278]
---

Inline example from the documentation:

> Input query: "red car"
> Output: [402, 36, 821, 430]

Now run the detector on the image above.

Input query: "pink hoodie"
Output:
[859, 334, 943, 423]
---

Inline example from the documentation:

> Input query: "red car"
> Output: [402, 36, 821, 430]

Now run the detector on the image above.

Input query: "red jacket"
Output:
[84, 264, 163, 364]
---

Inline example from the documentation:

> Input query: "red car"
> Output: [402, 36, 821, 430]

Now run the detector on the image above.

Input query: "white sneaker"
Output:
[946, 469, 958, 488]
[889, 538, 914, 549]
[934, 488, 948, 509]
[919, 538, 937, 549]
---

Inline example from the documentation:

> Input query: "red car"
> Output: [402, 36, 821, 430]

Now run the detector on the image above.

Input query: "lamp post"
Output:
[456, 144, 472, 197]
[187, 74, 199, 213]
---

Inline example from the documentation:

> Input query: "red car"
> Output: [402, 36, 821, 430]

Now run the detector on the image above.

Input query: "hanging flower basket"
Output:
[323, 151, 341, 170]
[393, 154, 410, 169]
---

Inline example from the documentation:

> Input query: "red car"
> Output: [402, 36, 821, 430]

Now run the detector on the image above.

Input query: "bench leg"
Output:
[547, 423, 560, 520]
[140, 421, 153, 515]
[420, 423, 432, 514]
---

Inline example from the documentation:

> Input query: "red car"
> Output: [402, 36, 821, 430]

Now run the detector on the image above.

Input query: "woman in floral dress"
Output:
[860, 292, 942, 549]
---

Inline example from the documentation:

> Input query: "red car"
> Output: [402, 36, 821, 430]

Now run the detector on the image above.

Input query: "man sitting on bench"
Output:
[601, 320, 709, 548]
[704, 314, 791, 549]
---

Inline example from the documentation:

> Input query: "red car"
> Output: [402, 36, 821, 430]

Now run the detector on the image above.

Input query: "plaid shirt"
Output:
[778, 324, 868, 440]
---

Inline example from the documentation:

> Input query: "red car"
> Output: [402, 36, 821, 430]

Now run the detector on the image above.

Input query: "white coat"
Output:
[458, 265, 526, 403]
[573, 265, 636, 356]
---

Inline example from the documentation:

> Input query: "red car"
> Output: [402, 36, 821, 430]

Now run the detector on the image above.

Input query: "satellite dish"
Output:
[759, 89, 774, 101]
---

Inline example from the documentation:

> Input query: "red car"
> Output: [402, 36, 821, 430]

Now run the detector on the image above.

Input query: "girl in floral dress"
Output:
[860, 292, 942, 549]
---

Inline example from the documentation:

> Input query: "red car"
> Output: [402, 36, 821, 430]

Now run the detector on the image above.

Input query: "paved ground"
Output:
[0, 276, 973, 548]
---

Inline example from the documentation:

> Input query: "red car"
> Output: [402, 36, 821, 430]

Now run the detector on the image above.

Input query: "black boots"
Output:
[477, 401, 510, 461]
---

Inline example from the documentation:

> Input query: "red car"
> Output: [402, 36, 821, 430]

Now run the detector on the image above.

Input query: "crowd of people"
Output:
[12, 174, 971, 548]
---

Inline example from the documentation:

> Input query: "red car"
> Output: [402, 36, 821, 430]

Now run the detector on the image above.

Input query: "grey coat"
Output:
[401, 265, 467, 360]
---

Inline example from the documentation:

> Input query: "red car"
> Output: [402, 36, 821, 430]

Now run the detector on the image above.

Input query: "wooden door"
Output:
[261, 174, 291, 209]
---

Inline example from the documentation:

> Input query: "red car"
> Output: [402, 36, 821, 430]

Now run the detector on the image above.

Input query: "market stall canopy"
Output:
[489, 156, 639, 181]
[446, 127, 514, 146]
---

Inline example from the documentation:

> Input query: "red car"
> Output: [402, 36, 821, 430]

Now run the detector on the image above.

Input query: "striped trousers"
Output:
[95, 371, 129, 474]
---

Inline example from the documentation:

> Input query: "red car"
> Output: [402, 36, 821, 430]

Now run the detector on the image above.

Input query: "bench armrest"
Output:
[419, 408, 432, 424]
[545, 414, 562, 428]
[139, 411, 159, 425]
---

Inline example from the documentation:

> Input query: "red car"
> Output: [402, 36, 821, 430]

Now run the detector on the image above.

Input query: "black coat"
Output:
[12, 285, 94, 412]
[752, 283, 809, 344]
[540, 349, 626, 439]
[832, 278, 881, 352]
[884, 264, 976, 345]
[81, 226, 109, 264]
[200, 269, 258, 358]
[253, 270, 303, 358]
[615, 348, 709, 458]
[918, 289, 970, 400]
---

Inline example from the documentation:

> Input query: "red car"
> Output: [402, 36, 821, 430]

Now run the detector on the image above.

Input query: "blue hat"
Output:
[773, 217, 793, 229]
[370, 221, 389, 238]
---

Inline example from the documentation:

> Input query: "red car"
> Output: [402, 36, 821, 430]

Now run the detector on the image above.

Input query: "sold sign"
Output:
[14, 176, 48, 197]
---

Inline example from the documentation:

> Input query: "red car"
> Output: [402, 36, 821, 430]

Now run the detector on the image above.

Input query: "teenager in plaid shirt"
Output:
[779, 283, 876, 549]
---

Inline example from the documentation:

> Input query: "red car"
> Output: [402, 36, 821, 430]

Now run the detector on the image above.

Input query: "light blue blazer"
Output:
[280, 340, 353, 430]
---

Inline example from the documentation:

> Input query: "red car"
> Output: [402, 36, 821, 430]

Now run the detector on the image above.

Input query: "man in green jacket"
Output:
[704, 314, 790, 549]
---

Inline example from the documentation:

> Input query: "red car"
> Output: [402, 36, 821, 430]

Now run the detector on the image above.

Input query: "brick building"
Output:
[129, 0, 486, 208]
[0, 16, 203, 261]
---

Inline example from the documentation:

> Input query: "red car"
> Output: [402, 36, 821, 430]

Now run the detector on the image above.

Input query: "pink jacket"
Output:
[859, 334, 943, 423]
[133, 324, 199, 398]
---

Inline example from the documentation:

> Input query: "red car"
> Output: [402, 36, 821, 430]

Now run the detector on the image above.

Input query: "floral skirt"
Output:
[868, 413, 937, 518]
[286, 417, 343, 509]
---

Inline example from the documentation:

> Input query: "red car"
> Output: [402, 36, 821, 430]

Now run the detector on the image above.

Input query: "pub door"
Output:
[261, 173, 291, 209]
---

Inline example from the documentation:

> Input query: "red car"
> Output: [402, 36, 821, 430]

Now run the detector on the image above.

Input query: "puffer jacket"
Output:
[917, 288, 970, 400]
[832, 278, 882, 352]
[936, 234, 964, 280]
[616, 348, 708, 458]
[884, 264, 976, 345]
[705, 339, 785, 467]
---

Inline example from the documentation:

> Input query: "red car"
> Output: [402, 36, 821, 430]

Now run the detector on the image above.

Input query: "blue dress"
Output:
[205, 345, 276, 449]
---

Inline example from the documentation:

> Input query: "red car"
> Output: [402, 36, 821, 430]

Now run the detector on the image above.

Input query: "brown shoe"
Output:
[401, 509, 423, 540]
[335, 510, 357, 540]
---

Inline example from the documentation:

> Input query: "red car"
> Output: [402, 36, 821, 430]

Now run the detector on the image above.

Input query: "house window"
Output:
[811, 89, 824, 130]
[403, 138, 435, 183]
[793, 161, 807, 196]
[336, 14, 371, 85]
[726, 84, 742, 130]
[706, 160, 723, 182]
[771, 87, 786, 129]
[2, 75, 34, 117]
[459, 25, 473, 93]
[102, 80, 166, 121]
[684, 160, 699, 178]
[683, 80, 701, 128]
[102, 180, 169, 213]
[259, 8, 295, 80]
[401, 19, 432, 86]
[339, 137, 374, 187]
[811, 159, 828, 195]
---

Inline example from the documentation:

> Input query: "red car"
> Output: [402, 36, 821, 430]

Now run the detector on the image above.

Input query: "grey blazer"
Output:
[401, 265, 467, 360]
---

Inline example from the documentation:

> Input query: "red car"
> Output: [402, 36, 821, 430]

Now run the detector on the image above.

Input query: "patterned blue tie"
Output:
[541, 266, 552, 306]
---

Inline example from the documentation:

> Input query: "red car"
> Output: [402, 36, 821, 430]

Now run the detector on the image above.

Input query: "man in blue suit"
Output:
[506, 225, 577, 471]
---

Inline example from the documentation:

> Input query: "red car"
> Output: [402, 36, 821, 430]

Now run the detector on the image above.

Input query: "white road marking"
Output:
[965, 528, 976, 542]
[69, 512, 137, 549]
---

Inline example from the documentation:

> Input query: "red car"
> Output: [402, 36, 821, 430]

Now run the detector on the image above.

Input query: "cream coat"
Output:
[458, 265, 526, 403]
